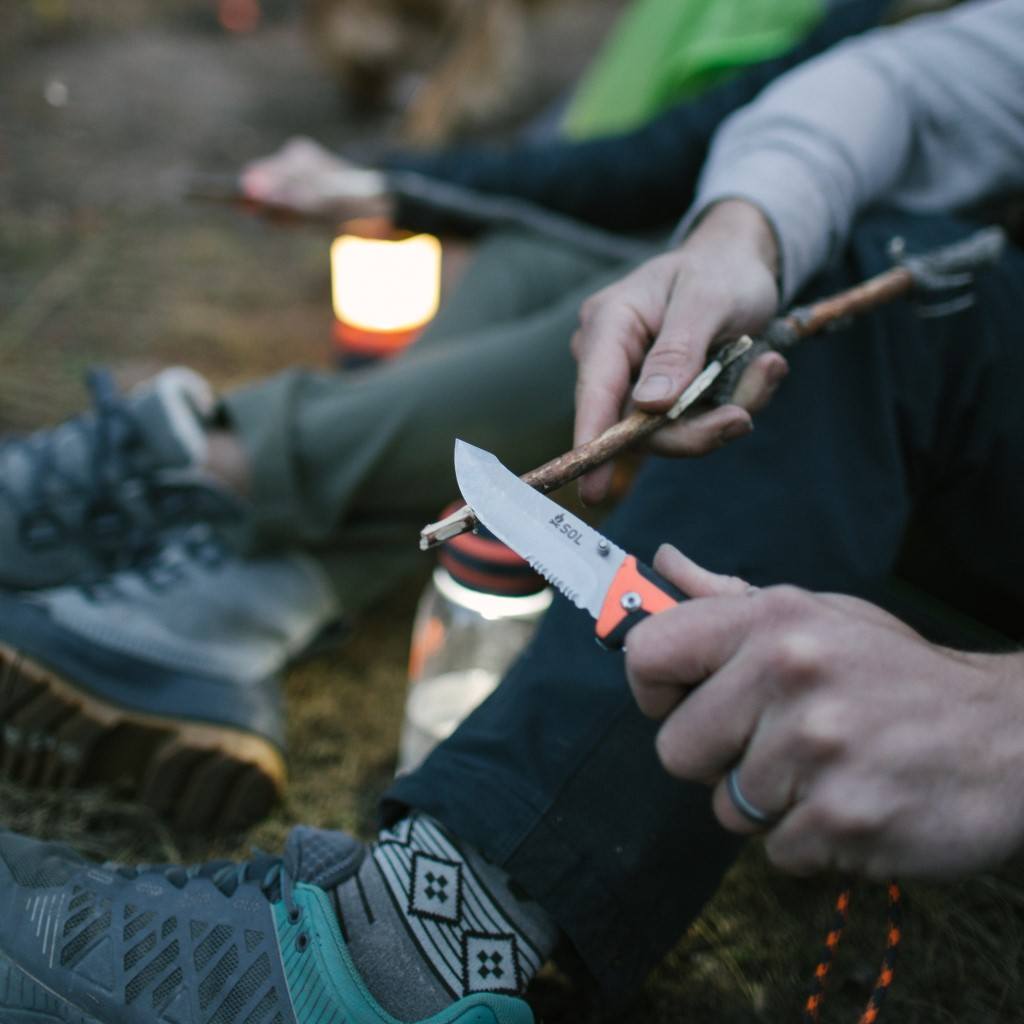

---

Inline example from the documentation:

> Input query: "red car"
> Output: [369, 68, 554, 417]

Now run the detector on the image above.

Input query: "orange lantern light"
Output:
[331, 219, 442, 365]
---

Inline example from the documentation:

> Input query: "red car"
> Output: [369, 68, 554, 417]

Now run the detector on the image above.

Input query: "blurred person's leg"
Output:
[223, 232, 627, 610]
[0, 230, 618, 596]
[422, 231, 618, 342]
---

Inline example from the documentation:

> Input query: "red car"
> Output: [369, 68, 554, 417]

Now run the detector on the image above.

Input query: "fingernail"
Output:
[633, 375, 672, 403]
[720, 420, 753, 444]
[768, 362, 790, 386]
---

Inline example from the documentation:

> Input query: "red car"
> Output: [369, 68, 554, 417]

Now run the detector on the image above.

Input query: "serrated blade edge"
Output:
[453, 440, 626, 620]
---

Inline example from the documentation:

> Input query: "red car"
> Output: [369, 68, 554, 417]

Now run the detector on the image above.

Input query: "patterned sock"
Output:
[334, 813, 557, 1021]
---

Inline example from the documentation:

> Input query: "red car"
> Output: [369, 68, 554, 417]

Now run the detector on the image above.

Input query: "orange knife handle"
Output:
[595, 555, 684, 649]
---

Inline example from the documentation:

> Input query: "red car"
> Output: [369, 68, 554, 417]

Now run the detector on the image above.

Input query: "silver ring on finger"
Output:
[726, 766, 779, 828]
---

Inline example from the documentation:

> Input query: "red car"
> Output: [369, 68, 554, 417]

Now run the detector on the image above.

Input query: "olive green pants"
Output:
[224, 232, 628, 609]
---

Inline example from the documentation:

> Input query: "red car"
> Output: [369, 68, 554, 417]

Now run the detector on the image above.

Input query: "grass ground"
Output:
[2, 3, 1024, 1021]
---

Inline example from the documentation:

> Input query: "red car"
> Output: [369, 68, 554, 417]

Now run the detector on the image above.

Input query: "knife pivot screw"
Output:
[597, 539, 610, 557]
[621, 592, 642, 612]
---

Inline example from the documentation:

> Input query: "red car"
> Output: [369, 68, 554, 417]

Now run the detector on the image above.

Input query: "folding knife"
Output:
[453, 440, 684, 648]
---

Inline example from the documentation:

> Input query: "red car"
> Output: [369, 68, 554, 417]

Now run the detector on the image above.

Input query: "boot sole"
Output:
[0, 643, 286, 832]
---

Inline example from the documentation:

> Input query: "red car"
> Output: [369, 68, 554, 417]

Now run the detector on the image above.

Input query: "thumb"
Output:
[631, 283, 722, 411]
[653, 544, 753, 598]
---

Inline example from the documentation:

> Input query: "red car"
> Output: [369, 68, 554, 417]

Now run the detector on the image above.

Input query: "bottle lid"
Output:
[436, 502, 548, 597]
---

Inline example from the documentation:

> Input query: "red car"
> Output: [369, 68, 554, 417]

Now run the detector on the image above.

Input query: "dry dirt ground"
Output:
[2, 4, 1024, 1022]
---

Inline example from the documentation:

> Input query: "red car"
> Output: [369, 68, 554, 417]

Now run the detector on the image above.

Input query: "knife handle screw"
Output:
[597, 539, 611, 557]
[621, 592, 642, 612]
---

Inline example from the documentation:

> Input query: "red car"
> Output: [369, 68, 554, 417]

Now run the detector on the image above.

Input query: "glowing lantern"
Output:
[331, 220, 442, 364]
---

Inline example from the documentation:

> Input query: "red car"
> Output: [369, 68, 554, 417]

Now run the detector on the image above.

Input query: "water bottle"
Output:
[397, 511, 552, 774]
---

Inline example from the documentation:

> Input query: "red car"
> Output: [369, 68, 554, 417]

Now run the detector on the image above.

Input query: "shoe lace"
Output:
[78, 523, 229, 601]
[1, 368, 148, 554]
[2, 369, 227, 567]
[112, 851, 300, 918]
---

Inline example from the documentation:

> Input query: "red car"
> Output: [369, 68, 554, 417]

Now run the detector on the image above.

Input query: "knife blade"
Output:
[454, 440, 683, 648]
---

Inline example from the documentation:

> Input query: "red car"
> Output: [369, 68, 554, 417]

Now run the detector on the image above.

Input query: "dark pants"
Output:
[386, 211, 1024, 1006]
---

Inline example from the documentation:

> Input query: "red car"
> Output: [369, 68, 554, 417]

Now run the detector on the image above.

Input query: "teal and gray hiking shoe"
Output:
[0, 825, 533, 1024]
[0, 366, 233, 591]
[0, 526, 342, 830]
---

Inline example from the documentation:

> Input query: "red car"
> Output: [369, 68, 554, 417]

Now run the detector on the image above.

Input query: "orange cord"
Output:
[801, 881, 902, 1024]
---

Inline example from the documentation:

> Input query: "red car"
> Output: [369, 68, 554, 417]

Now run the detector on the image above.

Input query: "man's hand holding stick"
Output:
[421, 214, 1004, 550]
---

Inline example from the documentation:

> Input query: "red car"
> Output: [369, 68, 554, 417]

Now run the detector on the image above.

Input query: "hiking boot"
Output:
[0, 825, 534, 1024]
[0, 366, 234, 591]
[0, 525, 342, 831]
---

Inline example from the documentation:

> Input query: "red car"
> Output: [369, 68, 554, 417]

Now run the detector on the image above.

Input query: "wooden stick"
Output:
[418, 227, 1004, 549]
[183, 173, 341, 228]
[419, 338, 750, 548]
[418, 269, 932, 548]
[783, 265, 912, 339]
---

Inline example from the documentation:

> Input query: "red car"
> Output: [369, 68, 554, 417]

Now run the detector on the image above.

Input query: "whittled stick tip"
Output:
[419, 505, 477, 550]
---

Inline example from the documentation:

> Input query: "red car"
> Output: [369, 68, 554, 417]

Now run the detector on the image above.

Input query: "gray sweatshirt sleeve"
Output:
[676, 0, 1024, 303]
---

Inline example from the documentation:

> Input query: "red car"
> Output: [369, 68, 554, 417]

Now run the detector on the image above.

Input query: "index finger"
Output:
[625, 593, 759, 719]
[572, 314, 641, 449]
[572, 304, 655, 504]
